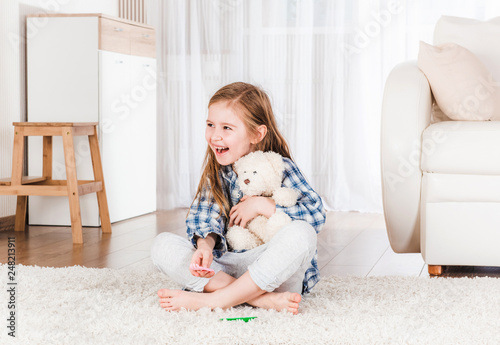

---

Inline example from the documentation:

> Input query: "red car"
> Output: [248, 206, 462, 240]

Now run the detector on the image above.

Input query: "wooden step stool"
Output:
[0, 122, 111, 244]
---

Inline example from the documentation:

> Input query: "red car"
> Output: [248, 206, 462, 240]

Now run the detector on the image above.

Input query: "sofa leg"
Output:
[428, 265, 443, 276]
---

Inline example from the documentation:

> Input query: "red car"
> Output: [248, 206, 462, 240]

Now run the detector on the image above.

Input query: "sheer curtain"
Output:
[147, 0, 500, 213]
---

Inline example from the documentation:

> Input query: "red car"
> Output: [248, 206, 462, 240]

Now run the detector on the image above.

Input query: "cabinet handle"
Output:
[114, 27, 123, 32]
[116, 60, 124, 64]
[142, 34, 150, 38]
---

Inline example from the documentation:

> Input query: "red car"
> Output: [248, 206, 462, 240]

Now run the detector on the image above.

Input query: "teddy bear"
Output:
[226, 151, 300, 251]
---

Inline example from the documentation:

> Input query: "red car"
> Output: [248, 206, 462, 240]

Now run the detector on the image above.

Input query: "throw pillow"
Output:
[418, 40, 500, 121]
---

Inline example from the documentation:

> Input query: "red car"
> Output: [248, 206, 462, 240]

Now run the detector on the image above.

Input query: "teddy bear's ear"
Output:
[233, 157, 242, 174]
[264, 151, 284, 177]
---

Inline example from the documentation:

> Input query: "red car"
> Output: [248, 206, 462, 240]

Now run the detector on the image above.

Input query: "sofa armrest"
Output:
[381, 61, 432, 253]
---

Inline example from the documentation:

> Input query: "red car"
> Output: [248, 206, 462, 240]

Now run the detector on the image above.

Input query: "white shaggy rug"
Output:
[1, 262, 500, 345]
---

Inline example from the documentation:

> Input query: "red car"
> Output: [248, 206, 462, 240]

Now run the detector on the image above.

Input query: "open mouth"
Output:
[215, 146, 229, 155]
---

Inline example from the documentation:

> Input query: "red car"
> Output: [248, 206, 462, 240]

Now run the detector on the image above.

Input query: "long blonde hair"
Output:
[193, 82, 292, 218]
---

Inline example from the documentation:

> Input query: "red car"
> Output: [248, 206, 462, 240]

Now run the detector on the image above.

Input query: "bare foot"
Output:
[158, 289, 217, 311]
[157, 288, 301, 314]
[249, 291, 302, 315]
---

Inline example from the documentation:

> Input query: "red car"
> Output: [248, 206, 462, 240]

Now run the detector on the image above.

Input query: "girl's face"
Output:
[206, 101, 261, 166]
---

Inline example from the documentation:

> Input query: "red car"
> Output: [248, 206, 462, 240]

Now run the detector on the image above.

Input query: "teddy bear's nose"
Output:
[244, 179, 250, 185]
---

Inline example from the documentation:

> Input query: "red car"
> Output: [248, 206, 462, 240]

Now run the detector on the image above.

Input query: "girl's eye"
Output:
[207, 123, 214, 128]
[253, 171, 257, 174]
[223, 126, 232, 130]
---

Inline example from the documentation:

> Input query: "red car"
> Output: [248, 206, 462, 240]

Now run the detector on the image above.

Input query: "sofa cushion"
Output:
[421, 121, 500, 174]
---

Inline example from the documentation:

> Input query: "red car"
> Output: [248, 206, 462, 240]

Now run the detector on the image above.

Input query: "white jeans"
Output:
[150, 220, 317, 294]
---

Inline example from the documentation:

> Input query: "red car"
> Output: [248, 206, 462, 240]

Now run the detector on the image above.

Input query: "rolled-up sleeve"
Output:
[275, 158, 326, 233]
[186, 194, 228, 258]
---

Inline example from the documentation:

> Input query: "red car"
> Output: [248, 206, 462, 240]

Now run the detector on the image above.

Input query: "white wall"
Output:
[0, 0, 118, 218]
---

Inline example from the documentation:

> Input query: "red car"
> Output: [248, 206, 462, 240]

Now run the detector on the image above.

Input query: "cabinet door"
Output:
[28, 17, 100, 226]
[128, 55, 157, 217]
[99, 51, 134, 223]
[100, 51, 156, 222]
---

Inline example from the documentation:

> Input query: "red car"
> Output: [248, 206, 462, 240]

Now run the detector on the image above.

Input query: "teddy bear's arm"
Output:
[272, 187, 300, 207]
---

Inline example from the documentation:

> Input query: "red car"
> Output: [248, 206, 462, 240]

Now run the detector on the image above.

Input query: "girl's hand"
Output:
[190, 234, 216, 278]
[229, 196, 276, 228]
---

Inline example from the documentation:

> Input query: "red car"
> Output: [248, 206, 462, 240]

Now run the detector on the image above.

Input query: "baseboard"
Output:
[0, 215, 15, 231]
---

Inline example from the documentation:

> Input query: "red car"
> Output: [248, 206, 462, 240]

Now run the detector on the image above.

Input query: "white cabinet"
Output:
[27, 14, 156, 226]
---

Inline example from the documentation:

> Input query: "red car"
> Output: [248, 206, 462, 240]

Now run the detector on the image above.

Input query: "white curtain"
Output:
[147, 0, 500, 213]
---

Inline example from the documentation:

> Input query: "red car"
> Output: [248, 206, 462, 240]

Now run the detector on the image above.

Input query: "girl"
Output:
[151, 82, 326, 314]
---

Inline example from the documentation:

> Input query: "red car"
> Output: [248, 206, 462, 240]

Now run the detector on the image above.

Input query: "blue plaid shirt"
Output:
[186, 157, 326, 293]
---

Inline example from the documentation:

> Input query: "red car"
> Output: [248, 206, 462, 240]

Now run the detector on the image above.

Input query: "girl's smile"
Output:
[206, 101, 260, 166]
[213, 145, 229, 155]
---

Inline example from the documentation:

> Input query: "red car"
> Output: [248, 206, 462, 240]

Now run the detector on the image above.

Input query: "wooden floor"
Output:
[1, 209, 500, 278]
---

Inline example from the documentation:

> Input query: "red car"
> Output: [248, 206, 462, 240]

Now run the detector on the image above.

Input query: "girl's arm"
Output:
[190, 233, 217, 278]
[275, 158, 326, 233]
[229, 195, 275, 228]
[186, 194, 228, 258]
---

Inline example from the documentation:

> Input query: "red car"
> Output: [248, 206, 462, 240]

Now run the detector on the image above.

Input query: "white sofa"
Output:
[381, 16, 500, 275]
